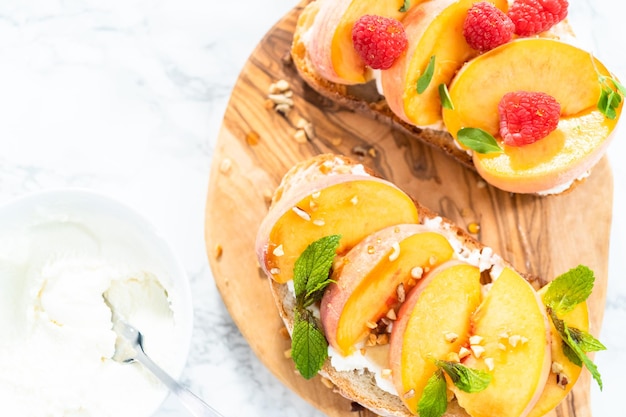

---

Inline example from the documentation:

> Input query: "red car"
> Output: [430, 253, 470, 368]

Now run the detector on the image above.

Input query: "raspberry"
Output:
[352, 15, 408, 70]
[498, 91, 561, 146]
[463, 2, 515, 52]
[508, 0, 569, 36]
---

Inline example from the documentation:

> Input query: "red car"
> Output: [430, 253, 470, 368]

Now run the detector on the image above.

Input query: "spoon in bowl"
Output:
[112, 318, 226, 417]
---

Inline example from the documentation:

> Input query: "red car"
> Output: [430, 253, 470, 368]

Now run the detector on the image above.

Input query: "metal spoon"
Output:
[112, 319, 226, 417]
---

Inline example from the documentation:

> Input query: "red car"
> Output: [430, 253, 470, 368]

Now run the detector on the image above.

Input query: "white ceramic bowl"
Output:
[0, 188, 193, 417]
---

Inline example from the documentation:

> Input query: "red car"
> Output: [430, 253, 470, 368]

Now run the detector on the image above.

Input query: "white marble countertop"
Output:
[0, 0, 623, 416]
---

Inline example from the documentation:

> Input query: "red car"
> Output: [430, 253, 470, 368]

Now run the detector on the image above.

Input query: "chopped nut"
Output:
[556, 373, 569, 389]
[388, 242, 400, 262]
[313, 219, 325, 227]
[471, 345, 485, 358]
[520, 336, 529, 344]
[381, 368, 392, 378]
[275, 79, 290, 92]
[410, 266, 424, 279]
[350, 195, 359, 205]
[292, 206, 311, 221]
[270, 267, 280, 275]
[497, 343, 507, 351]
[498, 331, 510, 339]
[272, 244, 285, 257]
[469, 335, 483, 345]
[386, 308, 397, 321]
[293, 129, 308, 144]
[396, 283, 406, 303]
[366, 321, 378, 329]
[459, 346, 472, 359]
[508, 335, 521, 347]
[444, 332, 459, 343]
[376, 333, 389, 345]
[268, 93, 294, 106]
[403, 389, 416, 399]
[368, 147, 377, 158]
[274, 103, 291, 115]
[551, 361, 564, 374]
[366, 333, 377, 346]
[484, 357, 495, 371]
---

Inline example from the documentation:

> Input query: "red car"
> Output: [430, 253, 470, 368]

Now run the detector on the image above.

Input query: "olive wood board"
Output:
[204, 3, 612, 416]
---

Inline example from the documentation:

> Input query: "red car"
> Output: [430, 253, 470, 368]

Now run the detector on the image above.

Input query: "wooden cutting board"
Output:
[204, 3, 612, 416]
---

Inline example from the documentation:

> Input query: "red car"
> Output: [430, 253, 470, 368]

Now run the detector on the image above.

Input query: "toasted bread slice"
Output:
[258, 154, 540, 417]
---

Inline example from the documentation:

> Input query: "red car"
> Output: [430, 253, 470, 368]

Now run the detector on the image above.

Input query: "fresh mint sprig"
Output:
[543, 265, 606, 390]
[399, 0, 410, 12]
[417, 55, 436, 94]
[457, 127, 503, 154]
[290, 235, 341, 379]
[418, 360, 492, 417]
[598, 75, 625, 120]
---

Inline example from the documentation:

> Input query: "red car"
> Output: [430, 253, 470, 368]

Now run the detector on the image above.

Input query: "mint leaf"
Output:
[291, 310, 328, 379]
[549, 309, 603, 390]
[598, 75, 624, 120]
[293, 234, 341, 307]
[418, 369, 448, 417]
[435, 360, 491, 393]
[417, 55, 436, 94]
[439, 83, 454, 110]
[543, 265, 594, 315]
[568, 327, 607, 353]
[399, 0, 410, 12]
[457, 127, 503, 154]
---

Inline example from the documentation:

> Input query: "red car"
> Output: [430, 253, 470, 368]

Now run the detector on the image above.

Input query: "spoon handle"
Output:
[134, 348, 226, 417]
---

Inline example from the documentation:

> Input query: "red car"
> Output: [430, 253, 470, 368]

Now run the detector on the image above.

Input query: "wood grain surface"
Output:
[204, 3, 612, 416]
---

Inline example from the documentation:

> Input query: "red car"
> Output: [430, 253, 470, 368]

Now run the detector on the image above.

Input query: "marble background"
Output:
[0, 0, 623, 416]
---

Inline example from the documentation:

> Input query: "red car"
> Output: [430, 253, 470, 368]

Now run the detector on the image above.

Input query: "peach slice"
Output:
[389, 261, 482, 414]
[453, 267, 551, 417]
[381, 0, 508, 127]
[527, 285, 590, 417]
[442, 38, 621, 194]
[321, 226, 455, 355]
[257, 176, 419, 284]
[307, 0, 422, 84]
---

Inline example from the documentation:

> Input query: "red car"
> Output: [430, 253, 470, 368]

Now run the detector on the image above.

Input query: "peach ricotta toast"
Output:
[290, 0, 624, 194]
[255, 154, 605, 417]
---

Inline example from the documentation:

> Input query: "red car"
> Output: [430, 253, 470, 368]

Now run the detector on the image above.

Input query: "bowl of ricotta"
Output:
[0, 188, 193, 417]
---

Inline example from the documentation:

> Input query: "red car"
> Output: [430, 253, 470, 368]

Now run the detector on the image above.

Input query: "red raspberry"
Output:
[498, 91, 561, 146]
[508, 0, 569, 36]
[463, 2, 515, 52]
[352, 15, 408, 70]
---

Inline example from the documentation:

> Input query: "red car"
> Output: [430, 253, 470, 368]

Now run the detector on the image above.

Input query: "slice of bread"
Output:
[288, 1, 599, 196]
[259, 154, 538, 417]
[290, 0, 475, 172]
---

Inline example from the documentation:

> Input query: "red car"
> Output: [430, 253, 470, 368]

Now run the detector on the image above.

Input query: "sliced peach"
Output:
[453, 267, 551, 417]
[442, 38, 621, 194]
[381, 0, 508, 127]
[321, 227, 455, 355]
[389, 261, 482, 414]
[260, 178, 419, 284]
[307, 0, 423, 84]
[527, 285, 590, 417]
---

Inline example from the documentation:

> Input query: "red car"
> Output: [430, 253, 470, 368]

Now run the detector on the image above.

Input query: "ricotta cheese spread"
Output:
[0, 191, 190, 417]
